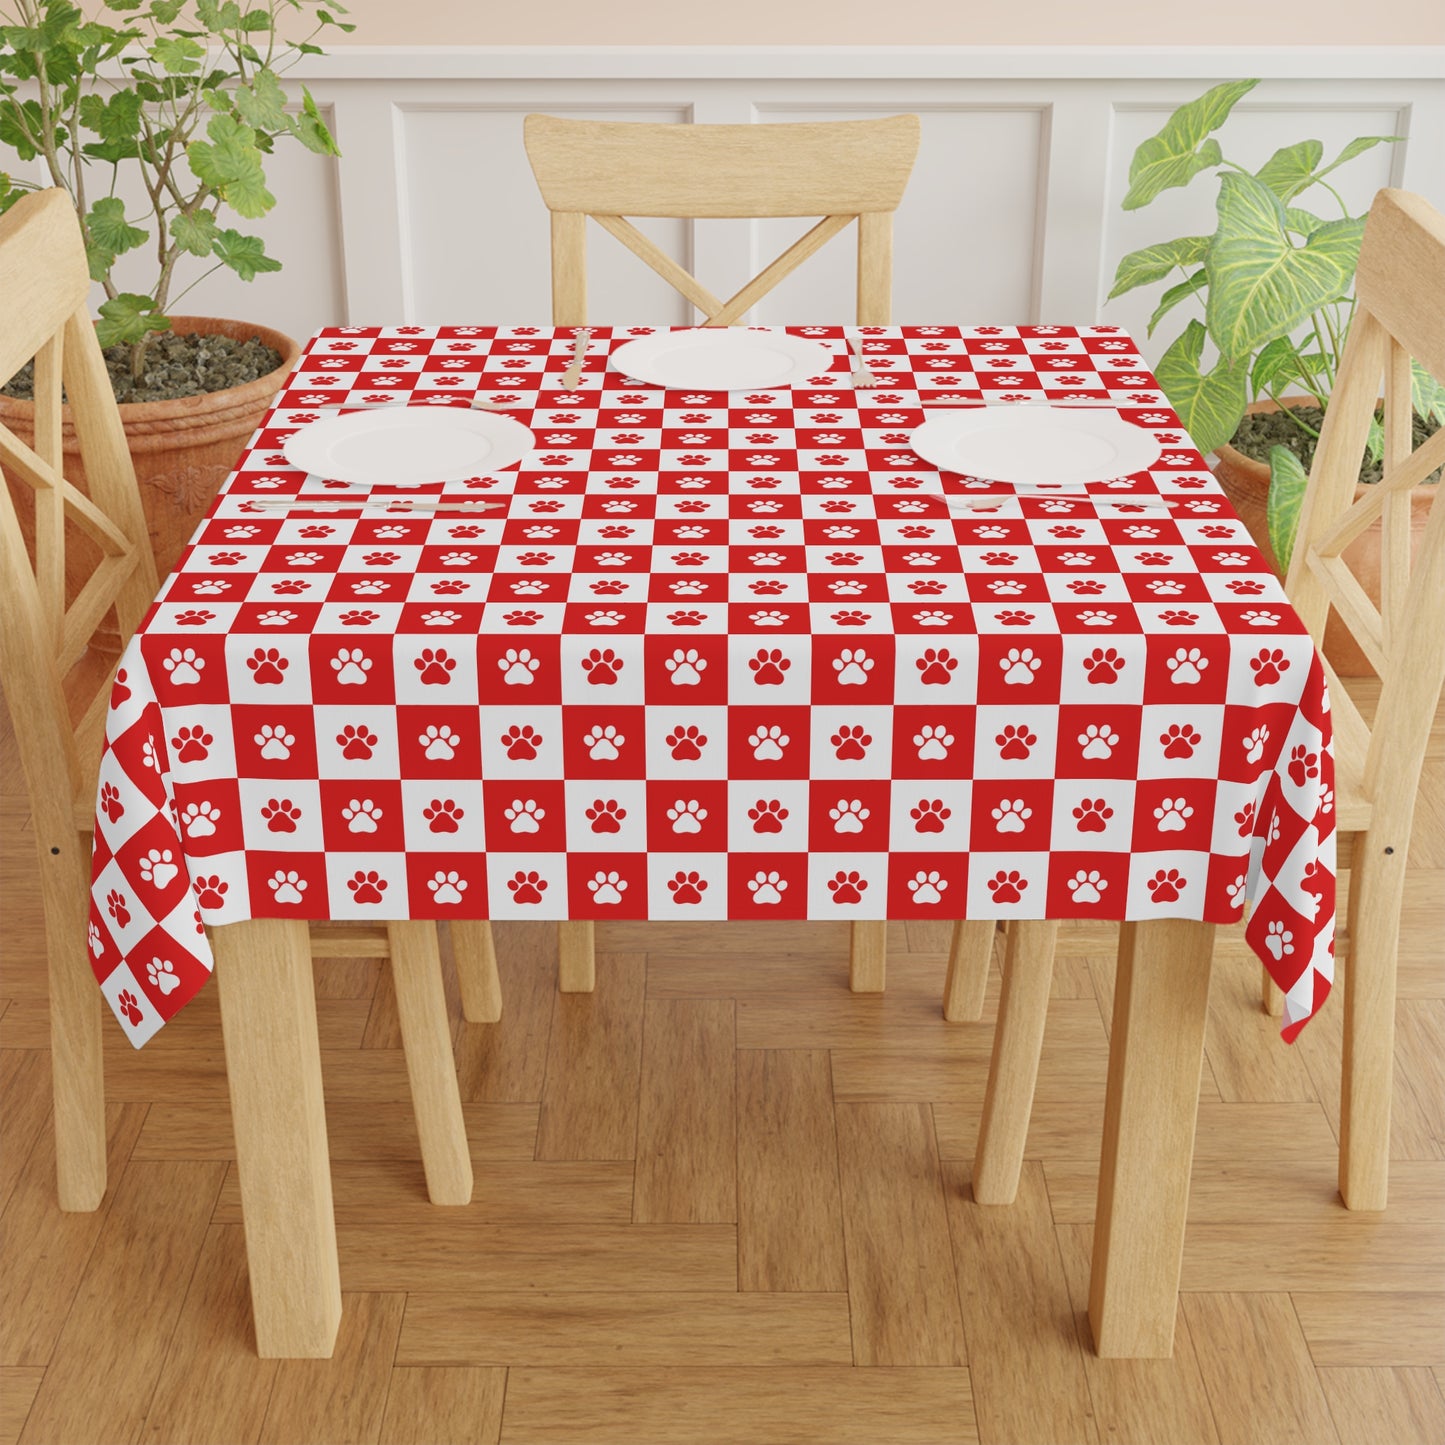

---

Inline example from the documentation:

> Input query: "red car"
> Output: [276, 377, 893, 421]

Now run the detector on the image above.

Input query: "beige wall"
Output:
[327, 0, 1445, 46]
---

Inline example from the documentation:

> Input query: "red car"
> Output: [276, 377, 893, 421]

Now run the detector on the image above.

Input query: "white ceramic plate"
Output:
[909, 406, 1161, 487]
[608, 329, 836, 391]
[282, 407, 535, 487]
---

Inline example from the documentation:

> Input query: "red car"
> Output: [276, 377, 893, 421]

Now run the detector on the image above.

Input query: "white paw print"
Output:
[823, 525, 860, 539]
[902, 551, 940, 567]
[1268, 810, 1281, 844]
[342, 798, 383, 833]
[138, 849, 179, 889]
[1213, 551, 1253, 567]
[1002, 647, 1041, 684]
[991, 799, 1031, 833]
[1079, 724, 1119, 760]
[834, 648, 874, 685]
[586, 609, 627, 628]
[332, 648, 372, 685]
[914, 724, 954, 760]
[440, 552, 475, 567]
[748, 870, 787, 905]
[829, 799, 869, 833]
[142, 736, 159, 771]
[975, 525, 1009, 539]
[505, 798, 545, 833]
[256, 724, 295, 760]
[748, 499, 783, 515]
[1265, 920, 1294, 959]
[1241, 609, 1280, 627]
[422, 609, 464, 627]
[88, 922, 103, 957]
[597, 551, 631, 566]
[1228, 874, 1248, 908]
[584, 724, 623, 760]
[1067, 870, 1107, 904]
[1167, 647, 1208, 684]
[750, 610, 788, 627]
[907, 870, 947, 905]
[749, 725, 789, 761]
[181, 801, 221, 837]
[146, 957, 181, 995]
[1059, 551, 1095, 567]
[162, 647, 204, 685]
[501, 648, 540, 684]
[1243, 725, 1270, 765]
[829, 579, 866, 596]
[1148, 579, 1186, 596]
[665, 648, 706, 685]
[588, 870, 627, 905]
[192, 579, 230, 595]
[224, 524, 259, 538]
[750, 551, 787, 568]
[428, 871, 468, 905]
[1154, 797, 1193, 832]
[675, 525, 710, 540]
[523, 525, 560, 539]
[511, 579, 548, 596]
[284, 551, 325, 567]
[375, 525, 410, 539]
[1078, 610, 1116, 627]
[268, 870, 307, 905]
[667, 799, 707, 833]
[989, 579, 1026, 596]
[351, 579, 389, 596]
[671, 579, 708, 596]
[258, 609, 297, 627]
[1123, 525, 1160, 539]
[913, 610, 952, 627]
[421, 724, 460, 760]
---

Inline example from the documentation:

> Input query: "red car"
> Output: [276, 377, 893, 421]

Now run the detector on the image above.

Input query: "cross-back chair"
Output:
[0, 190, 495, 1228]
[524, 113, 921, 995]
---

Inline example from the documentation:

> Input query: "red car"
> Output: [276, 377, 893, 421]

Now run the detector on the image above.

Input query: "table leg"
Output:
[452, 920, 502, 1022]
[942, 920, 996, 1022]
[849, 921, 887, 993]
[1088, 919, 1215, 1358]
[213, 919, 341, 1359]
[558, 921, 595, 992]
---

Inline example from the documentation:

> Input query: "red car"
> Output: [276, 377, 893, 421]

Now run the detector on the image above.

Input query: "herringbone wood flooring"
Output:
[1, 681, 1442, 1445]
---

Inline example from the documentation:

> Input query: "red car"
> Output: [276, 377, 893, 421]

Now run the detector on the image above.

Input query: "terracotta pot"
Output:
[1213, 395, 1435, 678]
[1, 316, 300, 651]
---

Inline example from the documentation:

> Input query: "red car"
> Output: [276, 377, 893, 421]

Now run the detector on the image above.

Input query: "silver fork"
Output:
[847, 332, 876, 389]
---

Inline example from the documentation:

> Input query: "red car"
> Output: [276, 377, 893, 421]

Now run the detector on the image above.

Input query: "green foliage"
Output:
[0, 0, 350, 371]
[1266, 444, 1310, 570]
[1155, 319, 1248, 457]
[1121, 79, 1258, 210]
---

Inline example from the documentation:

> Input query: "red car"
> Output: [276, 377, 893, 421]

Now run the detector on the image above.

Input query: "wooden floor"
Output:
[1, 680, 1442, 1445]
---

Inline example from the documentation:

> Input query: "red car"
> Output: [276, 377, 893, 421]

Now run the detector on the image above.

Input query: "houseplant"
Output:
[0, 0, 348, 580]
[1107, 80, 1442, 600]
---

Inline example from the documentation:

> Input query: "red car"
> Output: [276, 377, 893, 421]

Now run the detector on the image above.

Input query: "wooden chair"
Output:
[0, 191, 496, 1238]
[523, 111, 921, 992]
[955, 187, 1445, 1214]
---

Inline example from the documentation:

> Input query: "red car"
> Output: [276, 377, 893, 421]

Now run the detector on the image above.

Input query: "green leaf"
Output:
[1365, 414, 1385, 463]
[293, 86, 338, 155]
[1411, 358, 1445, 425]
[86, 196, 146, 258]
[147, 0, 186, 20]
[169, 209, 219, 257]
[1107, 235, 1211, 299]
[1251, 335, 1307, 396]
[1205, 172, 1365, 361]
[1146, 269, 1207, 337]
[1266, 444, 1310, 571]
[186, 112, 275, 217]
[239, 8, 274, 30]
[1315, 134, 1400, 183]
[232, 68, 288, 131]
[1255, 139, 1323, 202]
[1121, 78, 1258, 210]
[0, 98, 45, 161]
[79, 88, 142, 144]
[95, 292, 171, 348]
[1284, 206, 1325, 236]
[1155, 318, 1248, 456]
[210, 226, 281, 281]
[151, 34, 204, 72]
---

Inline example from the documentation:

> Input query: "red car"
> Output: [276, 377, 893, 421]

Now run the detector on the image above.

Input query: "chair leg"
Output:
[942, 920, 996, 1022]
[1088, 920, 1214, 1358]
[452, 920, 502, 1022]
[387, 922, 473, 1206]
[1339, 840, 1406, 1211]
[849, 921, 887, 992]
[972, 920, 1058, 1203]
[44, 836, 107, 1210]
[558, 921, 595, 992]
[213, 919, 341, 1358]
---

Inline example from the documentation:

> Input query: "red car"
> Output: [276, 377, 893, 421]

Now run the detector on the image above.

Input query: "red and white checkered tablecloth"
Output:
[87, 324, 1335, 1047]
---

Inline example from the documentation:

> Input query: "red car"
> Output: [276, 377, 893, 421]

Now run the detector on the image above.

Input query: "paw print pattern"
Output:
[338, 724, 378, 760]
[195, 876, 228, 909]
[667, 799, 707, 833]
[162, 647, 205, 685]
[1147, 869, 1184, 903]
[748, 799, 789, 833]
[910, 799, 950, 832]
[747, 871, 787, 905]
[172, 725, 213, 763]
[1288, 745, 1320, 786]
[996, 724, 1036, 761]
[588, 871, 627, 905]
[507, 871, 547, 905]
[1250, 647, 1290, 686]
[500, 648, 540, 685]
[666, 725, 706, 761]
[332, 648, 372, 685]
[826, 870, 867, 904]
[583, 725, 623, 761]
[1160, 724, 1200, 759]
[269, 870, 307, 905]
[829, 798, 870, 834]
[987, 870, 1026, 903]
[505, 799, 545, 833]
[117, 990, 143, 1026]
[180, 800, 220, 836]
[106, 889, 131, 927]
[833, 648, 874, 685]
[1167, 647, 1208, 685]
[1078, 724, 1119, 761]
[586, 798, 625, 832]
[582, 648, 623, 685]
[991, 799, 1031, 834]
[1083, 647, 1123, 684]
[421, 724, 461, 760]
[146, 957, 181, 996]
[262, 798, 301, 832]
[1154, 797, 1193, 832]
[137, 849, 179, 889]
[428, 871, 468, 905]
[750, 648, 791, 686]
[342, 798, 383, 833]
[667, 870, 707, 904]
[1264, 921, 1295, 959]
[665, 648, 706, 685]
[1243, 725, 1270, 765]
[908, 871, 947, 905]
[502, 725, 542, 760]
[917, 648, 957, 685]
[913, 724, 953, 761]
[751, 726, 790, 761]
[1068, 870, 1108, 904]
[416, 648, 456, 685]
[1001, 648, 1041, 685]
[424, 798, 464, 832]
[347, 870, 387, 904]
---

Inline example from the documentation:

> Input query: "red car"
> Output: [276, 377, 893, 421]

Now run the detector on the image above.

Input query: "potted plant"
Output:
[1107, 80, 1443, 671]
[0, 0, 348, 584]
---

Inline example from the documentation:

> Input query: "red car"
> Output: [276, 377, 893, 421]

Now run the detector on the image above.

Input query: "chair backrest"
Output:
[1285, 188, 1445, 828]
[522, 113, 921, 327]
[0, 188, 158, 842]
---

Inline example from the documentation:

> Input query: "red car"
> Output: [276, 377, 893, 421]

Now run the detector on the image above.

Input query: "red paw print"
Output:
[987, 870, 1026, 903]
[997, 609, 1034, 626]
[363, 551, 401, 567]
[1049, 525, 1085, 539]
[673, 551, 707, 567]
[1227, 579, 1266, 595]
[591, 579, 626, 595]
[504, 610, 543, 627]
[508, 870, 548, 905]
[247, 647, 288, 684]
[910, 799, 950, 833]
[337, 724, 377, 760]
[424, 798, 464, 832]
[1161, 723, 1201, 758]
[1148, 869, 1184, 902]
[1137, 551, 1172, 566]
[827, 870, 868, 904]
[831, 724, 871, 760]
[585, 798, 626, 832]
[821, 499, 855, 513]
[106, 889, 130, 928]
[1288, 745, 1320, 786]
[1234, 802, 1256, 838]
[996, 724, 1036, 760]
[195, 875, 228, 909]
[749, 648, 791, 685]
[174, 609, 214, 626]
[208, 551, 243, 566]
[100, 782, 124, 822]
[1159, 609, 1198, 627]
[1251, 648, 1290, 685]
[1068, 580, 1106, 595]
[831, 610, 868, 626]
[501, 725, 541, 760]
[668, 610, 706, 627]
[1083, 647, 1123, 683]
[827, 552, 863, 567]
[416, 648, 456, 685]
[667, 870, 707, 904]
[750, 525, 785, 539]
[347, 870, 387, 904]
[981, 551, 1015, 566]
[273, 579, 309, 595]
[449, 524, 484, 538]
[172, 725, 213, 762]
[432, 579, 468, 594]
[341, 609, 380, 626]
[748, 799, 789, 833]
[1072, 798, 1113, 832]
[518, 551, 554, 567]
[117, 989, 143, 1026]
[261, 798, 301, 832]
[582, 648, 622, 685]
[750, 579, 786, 595]
[666, 725, 706, 761]
[917, 647, 957, 685]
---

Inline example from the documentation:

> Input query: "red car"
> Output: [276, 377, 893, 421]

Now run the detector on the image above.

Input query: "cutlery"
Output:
[560, 328, 591, 391]
[934, 491, 1177, 509]
[847, 332, 876, 389]
[924, 397, 1131, 408]
[236, 497, 504, 513]
[470, 395, 516, 412]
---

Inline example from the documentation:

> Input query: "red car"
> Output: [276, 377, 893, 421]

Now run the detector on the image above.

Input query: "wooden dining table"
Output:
[85, 323, 1336, 1359]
